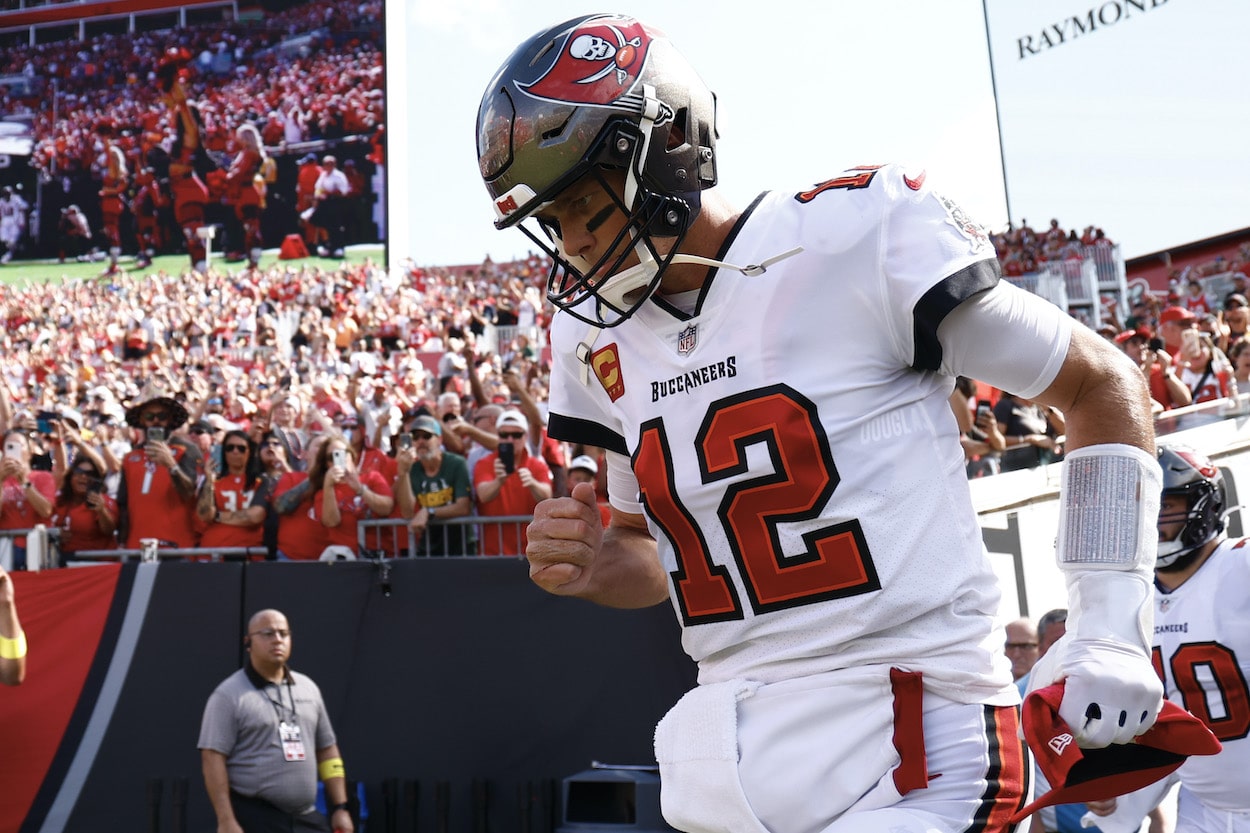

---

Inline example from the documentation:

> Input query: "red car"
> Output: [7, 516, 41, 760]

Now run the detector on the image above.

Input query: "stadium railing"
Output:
[1010, 243, 1129, 328]
[1, 516, 536, 568]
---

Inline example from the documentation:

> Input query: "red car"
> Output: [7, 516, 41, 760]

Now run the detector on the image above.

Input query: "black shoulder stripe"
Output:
[912, 257, 1001, 371]
[547, 412, 629, 456]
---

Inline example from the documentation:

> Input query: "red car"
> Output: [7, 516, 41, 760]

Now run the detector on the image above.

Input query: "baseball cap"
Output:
[1114, 327, 1150, 345]
[1009, 681, 1221, 823]
[1158, 306, 1196, 326]
[495, 409, 527, 432]
[410, 415, 442, 437]
[569, 454, 598, 475]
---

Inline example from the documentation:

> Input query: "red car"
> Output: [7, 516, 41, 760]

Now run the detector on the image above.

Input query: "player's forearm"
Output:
[1037, 328, 1154, 454]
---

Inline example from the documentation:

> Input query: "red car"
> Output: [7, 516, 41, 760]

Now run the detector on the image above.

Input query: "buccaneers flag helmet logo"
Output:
[520, 16, 653, 106]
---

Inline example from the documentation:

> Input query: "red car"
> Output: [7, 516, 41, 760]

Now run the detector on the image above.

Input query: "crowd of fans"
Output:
[955, 226, 1250, 479]
[0, 0, 384, 264]
[1, 202, 1248, 563]
[990, 217, 1115, 277]
[0, 251, 586, 565]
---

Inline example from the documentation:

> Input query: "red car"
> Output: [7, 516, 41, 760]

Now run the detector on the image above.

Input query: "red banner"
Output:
[0, 565, 122, 833]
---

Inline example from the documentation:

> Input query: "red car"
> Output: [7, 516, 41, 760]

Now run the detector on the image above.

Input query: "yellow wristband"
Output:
[318, 757, 346, 781]
[0, 630, 27, 660]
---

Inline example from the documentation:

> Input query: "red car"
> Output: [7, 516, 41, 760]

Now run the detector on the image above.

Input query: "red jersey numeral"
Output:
[634, 384, 879, 626]
[1167, 642, 1250, 742]
[795, 166, 883, 203]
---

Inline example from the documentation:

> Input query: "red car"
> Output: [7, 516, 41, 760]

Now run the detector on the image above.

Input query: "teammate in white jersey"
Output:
[477, 14, 1167, 832]
[1083, 445, 1250, 833]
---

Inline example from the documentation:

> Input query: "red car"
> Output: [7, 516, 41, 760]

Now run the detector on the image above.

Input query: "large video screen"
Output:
[0, 0, 385, 269]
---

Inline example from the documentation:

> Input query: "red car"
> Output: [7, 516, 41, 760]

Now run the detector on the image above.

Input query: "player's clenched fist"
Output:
[526, 483, 604, 595]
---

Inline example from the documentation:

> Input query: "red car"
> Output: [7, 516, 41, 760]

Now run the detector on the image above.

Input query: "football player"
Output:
[1080, 445, 1250, 833]
[477, 15, 1165, 832]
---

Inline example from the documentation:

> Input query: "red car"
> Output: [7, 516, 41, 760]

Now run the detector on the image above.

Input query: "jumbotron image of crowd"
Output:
[0, 0, 383, 271]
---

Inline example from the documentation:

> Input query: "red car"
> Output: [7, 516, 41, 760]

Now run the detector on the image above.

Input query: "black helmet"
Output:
[1157, 444, 1227, 567]
[477, 14, 718, 327]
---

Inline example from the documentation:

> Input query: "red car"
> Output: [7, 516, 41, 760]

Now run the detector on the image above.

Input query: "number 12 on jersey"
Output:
[634, 384, 881, 626]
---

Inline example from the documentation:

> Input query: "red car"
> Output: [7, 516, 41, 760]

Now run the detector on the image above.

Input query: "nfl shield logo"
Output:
[677, 325, 697, 355]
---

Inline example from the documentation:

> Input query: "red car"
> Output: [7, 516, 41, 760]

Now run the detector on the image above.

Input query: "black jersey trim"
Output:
[650, 191, 770, 321]
[548, 412, 629, 456]
[911, 257, 1001, 371]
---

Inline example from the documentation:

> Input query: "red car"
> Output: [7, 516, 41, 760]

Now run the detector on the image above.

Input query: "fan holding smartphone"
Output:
[312, 438, 394, 556]
[471, 409, 553, 556]
[117, 386, 203, 550]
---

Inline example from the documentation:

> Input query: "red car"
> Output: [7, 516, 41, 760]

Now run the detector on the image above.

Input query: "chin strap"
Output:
[574, 246, 805, 386]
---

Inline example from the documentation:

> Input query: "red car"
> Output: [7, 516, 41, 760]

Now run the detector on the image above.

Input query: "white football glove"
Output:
[1041, 571, 1163, 747]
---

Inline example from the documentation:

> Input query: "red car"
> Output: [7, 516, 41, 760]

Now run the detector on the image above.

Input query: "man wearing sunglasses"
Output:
[473, 409, 552, 556]
[395, 415, 473, 557]
[199, 609, 354, 833]
[116, 389, 203, 551]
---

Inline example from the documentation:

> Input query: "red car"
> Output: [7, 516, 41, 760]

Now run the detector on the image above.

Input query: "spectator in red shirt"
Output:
[1116, 328, 1190, 413]
[1158, 305, 1198, 357]
[311, 435, 393, 556]
[51, 455, 118, 559]
[0, 430, 56, 570]
[473, 409, 552, 556]
[1182, 279, 1212, 316]
[268, 435, 328, 561]
[197, 430, 267, 557]
[116, 388, 203, 551]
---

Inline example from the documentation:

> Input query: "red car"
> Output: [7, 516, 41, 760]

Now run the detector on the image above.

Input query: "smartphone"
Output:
[396, 433, 412, 450]
[976, 403, 992, 421]
[86, 478, 105, 495]
[498, 442, 515, 474]
[36, 410, 59, 435]
[147, 427, 166, 443]
[1149, 337, 1166, 352]
[332, 448, 347, 468]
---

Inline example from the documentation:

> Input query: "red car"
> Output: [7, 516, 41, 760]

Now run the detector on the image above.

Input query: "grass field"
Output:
[0, 244, 387, 287]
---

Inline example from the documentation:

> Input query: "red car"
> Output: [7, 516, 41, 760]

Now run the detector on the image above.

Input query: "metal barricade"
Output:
[358, 516, 533, 558]
[69, 546, 269, 563]
[5, 516, 540, 567]
[0, 526, 61, 571]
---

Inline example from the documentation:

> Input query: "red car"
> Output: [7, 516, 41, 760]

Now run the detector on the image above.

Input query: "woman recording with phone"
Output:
[0, 430, 56, 570]
[310, 436, 393, 557]
[51, 456, 118, 560]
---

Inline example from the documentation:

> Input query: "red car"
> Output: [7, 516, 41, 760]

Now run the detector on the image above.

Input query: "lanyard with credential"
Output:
[266, 677, 306, 762]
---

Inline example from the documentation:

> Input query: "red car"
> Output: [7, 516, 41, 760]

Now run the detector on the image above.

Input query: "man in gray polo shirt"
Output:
[198, 609, 353, 833]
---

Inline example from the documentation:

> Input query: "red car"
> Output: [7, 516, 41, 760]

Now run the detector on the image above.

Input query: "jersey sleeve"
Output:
[876, 165, 1002, 372]
[545, 314, 630, 455]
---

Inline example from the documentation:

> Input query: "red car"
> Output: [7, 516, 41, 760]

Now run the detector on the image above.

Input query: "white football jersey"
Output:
[548, 164, 1069, 705]
[1152, 538, 1250, 811]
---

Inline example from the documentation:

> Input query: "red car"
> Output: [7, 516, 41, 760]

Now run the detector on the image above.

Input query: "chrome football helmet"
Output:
[1156, 444, 1227, 568]
[476, 14, 719, 327]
